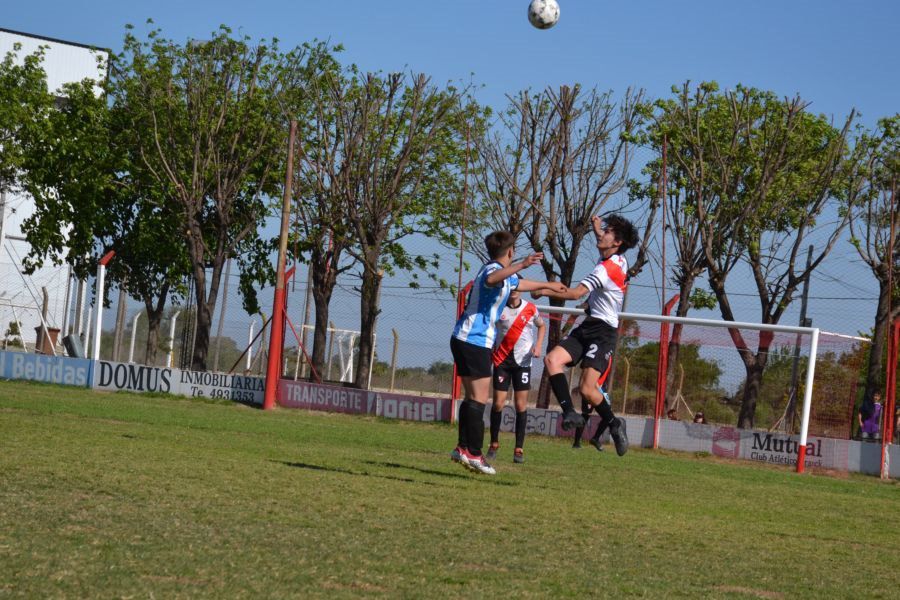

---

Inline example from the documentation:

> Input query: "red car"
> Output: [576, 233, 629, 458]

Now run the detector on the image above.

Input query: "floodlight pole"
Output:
[263, 120, 296, 410]
[91, 251, 116, 361]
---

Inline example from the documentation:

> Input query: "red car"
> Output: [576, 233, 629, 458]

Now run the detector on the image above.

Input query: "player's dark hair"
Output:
[604, 214, 639, 254]
[484, 231, 515, 260]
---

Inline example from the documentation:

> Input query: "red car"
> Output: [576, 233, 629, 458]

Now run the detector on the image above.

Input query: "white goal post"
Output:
[536, 305, 821, 474]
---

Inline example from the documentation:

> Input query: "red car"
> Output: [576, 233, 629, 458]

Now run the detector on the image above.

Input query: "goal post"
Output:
[533, 305, 834, 474]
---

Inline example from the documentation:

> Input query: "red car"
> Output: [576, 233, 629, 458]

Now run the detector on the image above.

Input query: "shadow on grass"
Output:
[363, 460, 518, 487]
[275, 459, 519, 487]
[275, 460, 436, 486]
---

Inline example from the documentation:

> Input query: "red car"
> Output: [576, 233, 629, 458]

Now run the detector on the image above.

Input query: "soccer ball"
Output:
[528, 0, 560, 30]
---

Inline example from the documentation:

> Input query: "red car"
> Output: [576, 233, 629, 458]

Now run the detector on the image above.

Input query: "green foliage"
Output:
[626, 340, 723, 398]
[0, 44, 54, 193]
[3, 321, 24, 349]
[427, 360, 454, 376]
[108, 24, 333, 368]
[16, 53, 189, 361]
[689, 287, 717, 310]
[654, 81, 860, 426]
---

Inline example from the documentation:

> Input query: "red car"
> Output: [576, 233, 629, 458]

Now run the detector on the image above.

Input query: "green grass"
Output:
[1, 380, 898, 599]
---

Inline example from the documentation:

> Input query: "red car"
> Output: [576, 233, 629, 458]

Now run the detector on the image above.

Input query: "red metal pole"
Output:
[881, 318, 899, 478]
[652, 294, 679, 449]
[263, 120, 297, 410]
[882, 183, 897, 477]
[660, 133, 667, 313]
[450, 281, 473, 406]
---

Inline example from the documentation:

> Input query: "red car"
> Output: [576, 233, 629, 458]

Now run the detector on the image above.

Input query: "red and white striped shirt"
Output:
[580, 254, 628, 327]
[493, 300, 544, 367]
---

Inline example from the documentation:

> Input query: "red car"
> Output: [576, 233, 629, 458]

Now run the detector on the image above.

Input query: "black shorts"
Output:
[450, 337, 493, 378]
[557, 318, 617, 382]
[493, 356, 532, 392]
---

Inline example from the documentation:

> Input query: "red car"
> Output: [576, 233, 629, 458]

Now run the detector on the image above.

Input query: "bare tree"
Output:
[475, 84, 650, 406]
[287, 48, 358, 377]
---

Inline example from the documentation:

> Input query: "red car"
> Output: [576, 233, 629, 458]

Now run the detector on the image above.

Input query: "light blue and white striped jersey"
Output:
[452, 262, 520, 349]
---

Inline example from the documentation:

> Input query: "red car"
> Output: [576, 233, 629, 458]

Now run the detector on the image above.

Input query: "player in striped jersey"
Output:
[532, 214, 639, 457]
[486, 290, 546, 464]
[450, 231, 566, 475]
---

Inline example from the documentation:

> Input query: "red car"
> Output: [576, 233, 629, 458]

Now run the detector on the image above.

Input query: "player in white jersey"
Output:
[486, 290, 545, 464]
[450, 231, 566, 475]
[531, 214, 639, 457]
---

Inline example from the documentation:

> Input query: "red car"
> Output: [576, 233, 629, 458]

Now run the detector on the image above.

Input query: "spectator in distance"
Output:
[858, 391, 883, 442]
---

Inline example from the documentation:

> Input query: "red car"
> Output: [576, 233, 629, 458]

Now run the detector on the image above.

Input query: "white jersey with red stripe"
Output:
[493, 300, 544, 367]
[452, 261, 520, 349]
[579, 254, 628, 327]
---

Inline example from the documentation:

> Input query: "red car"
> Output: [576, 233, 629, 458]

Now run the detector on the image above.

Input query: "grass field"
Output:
[1, 380, 899, 598]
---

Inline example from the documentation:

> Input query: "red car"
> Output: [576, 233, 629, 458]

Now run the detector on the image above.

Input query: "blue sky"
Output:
[4, 1, 898, 370]
[5, 1, 898, 127]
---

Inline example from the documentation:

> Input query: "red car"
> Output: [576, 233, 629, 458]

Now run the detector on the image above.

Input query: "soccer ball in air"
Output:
[528, 0, 560, 30]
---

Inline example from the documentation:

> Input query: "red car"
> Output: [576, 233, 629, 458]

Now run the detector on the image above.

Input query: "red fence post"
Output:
[449, 282, 473, 421]
[881, 317, 899, 478]
[652, 295, 680, 449]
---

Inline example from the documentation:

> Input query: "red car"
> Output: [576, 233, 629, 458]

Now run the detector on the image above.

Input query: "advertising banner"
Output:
[278, 379, 374, 415]
[93, 360, 174, 394]
[173, 370, 264, 405]
[93, 361, 264, 405]
[372, 391, 451, 422]
[0, 350, 91, 387]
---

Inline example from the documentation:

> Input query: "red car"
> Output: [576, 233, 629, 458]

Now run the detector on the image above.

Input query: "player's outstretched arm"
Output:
[485, 252, 543, 287]
[530, 283, 589, 302]
[515, 278, 565, 294]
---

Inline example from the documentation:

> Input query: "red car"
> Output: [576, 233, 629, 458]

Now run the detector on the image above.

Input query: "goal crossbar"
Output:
[536, 304, 821, 474]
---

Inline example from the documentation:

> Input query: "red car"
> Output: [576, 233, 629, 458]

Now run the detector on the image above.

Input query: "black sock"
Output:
[490, 408, 503, 445]
[592, 401, 616, 441]
[463, 400, 487, 456]
[515, 410, 527, 449]
[457, 399, 470, 448]
[549, 373, 575, 413]
[596, 399, 615, 423]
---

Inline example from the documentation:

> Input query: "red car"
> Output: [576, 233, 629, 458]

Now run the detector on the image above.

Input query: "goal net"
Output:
[533, 305, 867, 457]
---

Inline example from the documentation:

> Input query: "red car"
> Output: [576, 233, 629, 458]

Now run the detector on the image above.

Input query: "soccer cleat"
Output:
[513, 448, 524, 464]
[561, 411, 585, 431]
[450, 446, 469, 469]
[465, 452, 497, 475]
[610, 418, 628, 456]
[589, 437, 604, 452]
[486, 442, 499, 461]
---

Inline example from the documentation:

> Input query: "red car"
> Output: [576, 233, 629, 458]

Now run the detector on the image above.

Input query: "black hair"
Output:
[603, 214, 639, 254]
